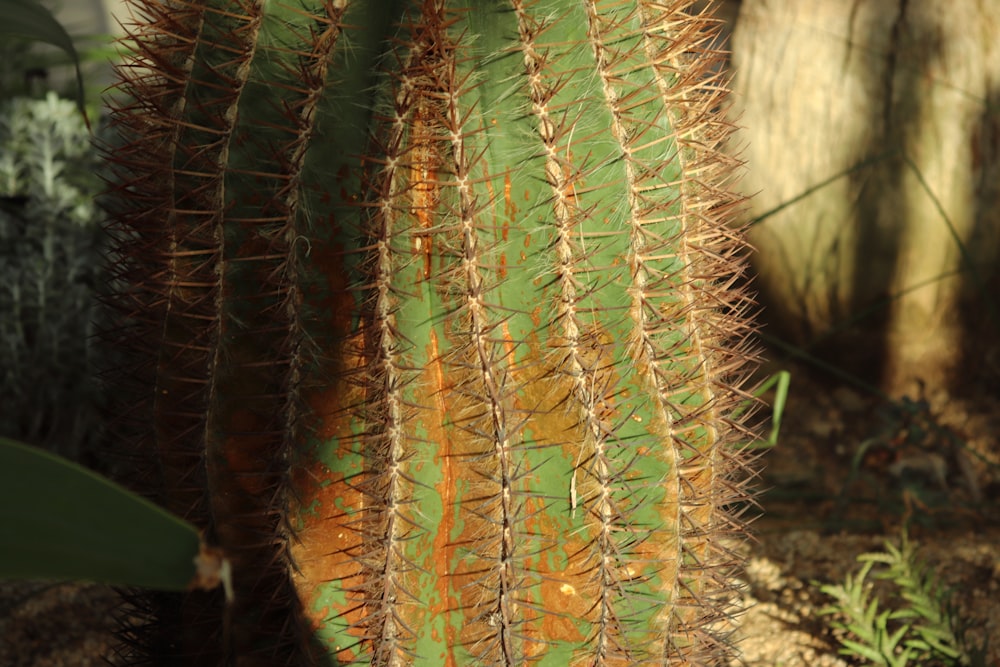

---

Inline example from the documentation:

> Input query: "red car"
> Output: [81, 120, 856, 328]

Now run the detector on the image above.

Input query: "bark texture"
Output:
[724, 0, 1000, 392]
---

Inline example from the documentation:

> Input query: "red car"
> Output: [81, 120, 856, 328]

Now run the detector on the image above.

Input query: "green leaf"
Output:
[0, 0, 86, 123]
[840, 637, 890, 665]
[883, 621, 910, 652]
[913, 626, 962, 659]
[738, 369, 791, 449]
[765, 369, 791, 447]
[859, 552, 895, 566]
[0, 437, 206, 591]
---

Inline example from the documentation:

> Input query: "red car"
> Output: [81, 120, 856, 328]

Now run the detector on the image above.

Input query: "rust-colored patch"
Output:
[429, 329, 454, 570]
[293, 468, 365, 627]
[499, 320, 518, 365]
[529, 305, 542, 330]
[220, 408, 273, 497]
[514, 352, 597, 655]
[560, 161, 580, 205]
[302, 388, 341, 442]
[424, 327, 463, 666]
[539, 574, 589, 640]
[305, 237, 358, 342]
[503, 170, 515, 238]
[291, 354, 368, 650]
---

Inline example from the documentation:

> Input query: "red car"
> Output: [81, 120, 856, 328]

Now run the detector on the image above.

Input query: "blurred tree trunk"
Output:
[724, 0, 1000, 394]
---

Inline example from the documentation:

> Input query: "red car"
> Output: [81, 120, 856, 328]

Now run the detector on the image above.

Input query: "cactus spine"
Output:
[105, 0, 758, 664]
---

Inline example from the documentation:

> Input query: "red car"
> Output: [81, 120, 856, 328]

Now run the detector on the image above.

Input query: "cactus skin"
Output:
[104, 0, 758, 665]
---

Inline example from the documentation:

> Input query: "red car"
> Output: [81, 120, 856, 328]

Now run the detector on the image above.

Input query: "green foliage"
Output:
[0, 91, 105, 459]
[0, 92, 96, 216]
[818, 531, 987, 667]
[737, 369, 790, 449]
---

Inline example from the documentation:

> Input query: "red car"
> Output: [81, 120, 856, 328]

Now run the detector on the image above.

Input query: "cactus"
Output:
[103, 0, 758, 664]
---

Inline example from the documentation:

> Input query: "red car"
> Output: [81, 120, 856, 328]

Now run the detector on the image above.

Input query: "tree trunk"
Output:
[726, 0, 1000, 393]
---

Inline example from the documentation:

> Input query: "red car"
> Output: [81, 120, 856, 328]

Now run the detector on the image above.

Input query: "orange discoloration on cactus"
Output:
[503, 170, 516, 234]
[426, 326, 459, 621]
[291, 350, 369, 639]
[539, 574, 589, 640]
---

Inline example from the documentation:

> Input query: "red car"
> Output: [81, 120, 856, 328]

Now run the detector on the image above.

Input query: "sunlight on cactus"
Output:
[102, 0, 760, 664]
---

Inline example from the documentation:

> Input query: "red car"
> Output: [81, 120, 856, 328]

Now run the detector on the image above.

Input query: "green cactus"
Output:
[103, 0, 759, 664]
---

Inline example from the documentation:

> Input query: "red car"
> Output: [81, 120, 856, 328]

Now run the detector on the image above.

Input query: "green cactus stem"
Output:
[103, 0, 759, 665]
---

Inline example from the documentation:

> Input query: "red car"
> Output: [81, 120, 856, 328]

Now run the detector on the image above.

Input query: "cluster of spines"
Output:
[640, 4, 761, 660]
[619, 2, 759, 661]
[520, 0, 759, 662]
[429, 7, 529, 663]
[350, 8, 441, 663]
[513, 2, 647, 661]
[329, 1, 761, 664]
[101, 0, 222, 661]
[349, 3, 529, 662]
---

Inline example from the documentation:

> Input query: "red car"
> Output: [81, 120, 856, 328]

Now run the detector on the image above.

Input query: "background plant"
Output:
[0, 0, 124, 462]
[0, 90, 106, 462]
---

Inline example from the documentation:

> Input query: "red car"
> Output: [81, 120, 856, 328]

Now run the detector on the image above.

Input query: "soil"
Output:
[2, 356, 999, 666]
[734, 354, 1000, 667]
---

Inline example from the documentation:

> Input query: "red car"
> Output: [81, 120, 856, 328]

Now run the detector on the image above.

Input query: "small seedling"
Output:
[817, 530, 987, 666]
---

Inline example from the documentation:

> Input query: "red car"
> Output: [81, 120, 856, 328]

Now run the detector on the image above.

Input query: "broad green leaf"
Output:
[0, 437, 207, 590]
